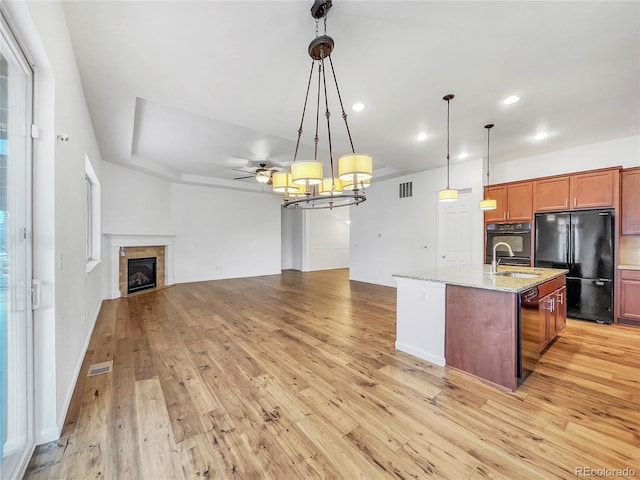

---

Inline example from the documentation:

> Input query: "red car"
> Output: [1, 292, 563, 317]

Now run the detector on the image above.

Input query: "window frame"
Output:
[85, 154, 101, 272]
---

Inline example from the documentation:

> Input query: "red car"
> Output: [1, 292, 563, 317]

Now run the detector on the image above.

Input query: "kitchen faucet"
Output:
[490, 242, 514, 274]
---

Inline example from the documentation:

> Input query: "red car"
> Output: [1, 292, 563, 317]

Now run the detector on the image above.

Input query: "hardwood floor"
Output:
[26, 269, 639, 479]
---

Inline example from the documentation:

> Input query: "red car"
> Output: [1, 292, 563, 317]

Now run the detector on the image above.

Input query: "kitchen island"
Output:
[394, 264, 567, 391]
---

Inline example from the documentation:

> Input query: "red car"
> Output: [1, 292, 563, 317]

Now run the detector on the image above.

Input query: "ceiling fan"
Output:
[232, 162, 280, 185]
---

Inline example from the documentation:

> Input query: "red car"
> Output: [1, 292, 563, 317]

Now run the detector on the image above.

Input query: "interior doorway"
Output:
[437, 188, 473, 268]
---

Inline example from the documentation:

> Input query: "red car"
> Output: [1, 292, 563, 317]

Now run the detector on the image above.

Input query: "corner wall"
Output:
[5, 0, 106, 442]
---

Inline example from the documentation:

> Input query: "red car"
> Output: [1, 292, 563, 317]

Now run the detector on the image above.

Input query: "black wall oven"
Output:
[485, 222, 532, 266]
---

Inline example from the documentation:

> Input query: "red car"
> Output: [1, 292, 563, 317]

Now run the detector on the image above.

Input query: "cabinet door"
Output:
[620, 278, 640, 321]
[534, 177, 570, 211]
[484, 185, 508, 223]
[570, 170, 616, 209]
[538, 294, 554, 351]
[621, 168, 640, 235]
[555, 286, 567, 332]
[507, 182, 533, 221]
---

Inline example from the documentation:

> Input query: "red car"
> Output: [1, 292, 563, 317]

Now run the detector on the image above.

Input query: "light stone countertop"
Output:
[618, 264, 640, 270]
[393, 264, 568, 293]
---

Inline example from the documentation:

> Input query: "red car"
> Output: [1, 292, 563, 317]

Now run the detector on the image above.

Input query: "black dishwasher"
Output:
[518, 286, 540, 383]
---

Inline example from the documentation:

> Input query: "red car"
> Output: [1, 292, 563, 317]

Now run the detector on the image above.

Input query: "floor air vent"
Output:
[87, 360, 113, 377]
[399, 181, 413, 198]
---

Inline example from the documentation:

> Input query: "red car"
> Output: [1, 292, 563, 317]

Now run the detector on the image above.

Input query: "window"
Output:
[85, 154, 101, 272]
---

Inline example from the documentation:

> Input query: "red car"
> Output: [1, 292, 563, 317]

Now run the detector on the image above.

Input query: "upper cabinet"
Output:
[484, 182, 532, 223]
[534, 168, 618, 212]
[621, 167, 640, 235]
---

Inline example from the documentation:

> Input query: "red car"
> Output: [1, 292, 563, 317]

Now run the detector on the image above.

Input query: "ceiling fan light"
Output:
[272, 172, 299, 193]
[256, 172, 271, 183]
[439, 188, 459, 202]
[479, 198, 497, 210]
[319, 178, 343, 196]
[338, 154, 373, 182]
[291, 161, 323, 185]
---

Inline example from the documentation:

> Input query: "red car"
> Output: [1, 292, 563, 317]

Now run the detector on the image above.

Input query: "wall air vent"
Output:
[399, 181, 413, 199]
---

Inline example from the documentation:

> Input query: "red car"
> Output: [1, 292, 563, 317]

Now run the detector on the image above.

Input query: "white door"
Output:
[437, 189, 472, 267]
[0, 13, 34, 480]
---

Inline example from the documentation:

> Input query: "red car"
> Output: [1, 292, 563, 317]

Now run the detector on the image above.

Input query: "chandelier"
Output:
[275, 0, 373, 210]
[479, 124, 498, 210]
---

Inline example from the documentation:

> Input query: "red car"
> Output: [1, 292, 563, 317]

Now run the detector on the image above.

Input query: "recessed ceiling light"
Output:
[457, 152, 469, 159]
[352, 102, 365, 112]
[534, 132, 549, 140]
[346, 220, 351, 225]
[416, 132, 428, 141]
[503, 95, 520, 105]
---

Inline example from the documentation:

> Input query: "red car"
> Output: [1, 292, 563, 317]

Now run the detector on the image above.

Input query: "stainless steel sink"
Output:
[494, 271, 539, 278]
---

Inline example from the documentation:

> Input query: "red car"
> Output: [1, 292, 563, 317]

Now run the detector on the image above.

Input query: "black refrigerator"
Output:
[534, 209, 614, 323]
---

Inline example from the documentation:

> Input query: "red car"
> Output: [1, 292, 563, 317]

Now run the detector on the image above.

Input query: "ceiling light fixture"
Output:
[534, 131, 549, 140]
[479, 123, 497, 211]
[352, 102, 365, 112]
[278, 0, 372, 210]
[457, 152, 469, 159]
[503, 95, 520, 105]
[438, 94, 458, 202]
[416, 132, 428, 142]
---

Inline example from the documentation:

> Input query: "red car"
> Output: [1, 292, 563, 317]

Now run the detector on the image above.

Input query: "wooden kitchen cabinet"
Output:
[534, 177, 570, 211]
[538, 277, 566, 351]
[619, 269, 640, 325]
[484, 181, 532, 222]
[534, 168, 618, 212]
[621, 167, 640, 235]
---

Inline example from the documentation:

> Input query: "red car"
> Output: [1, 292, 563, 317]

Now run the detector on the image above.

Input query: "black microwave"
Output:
[485, 222, 532, 266]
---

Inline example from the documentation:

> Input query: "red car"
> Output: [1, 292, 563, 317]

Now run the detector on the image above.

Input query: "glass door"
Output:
[0, 12, 34, 480]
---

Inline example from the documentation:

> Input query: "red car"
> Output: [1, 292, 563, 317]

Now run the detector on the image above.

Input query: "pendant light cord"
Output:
[446, 97, 451, 189]
[486, 126, 490, 184]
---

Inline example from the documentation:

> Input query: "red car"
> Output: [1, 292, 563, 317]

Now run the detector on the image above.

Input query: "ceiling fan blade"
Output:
[232, 168, 253, 174]
[233, 175, 255, 180]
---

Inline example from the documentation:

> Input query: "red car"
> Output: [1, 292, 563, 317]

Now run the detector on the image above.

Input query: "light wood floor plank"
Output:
[25, 269, 640, 479]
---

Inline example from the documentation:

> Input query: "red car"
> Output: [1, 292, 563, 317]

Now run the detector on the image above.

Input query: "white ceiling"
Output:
[62, 1, 640, 192]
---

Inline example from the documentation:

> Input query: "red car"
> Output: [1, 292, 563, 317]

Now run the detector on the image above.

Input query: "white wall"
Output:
[281, 207, 293, 270]
[350, 135, 639, 288]
[304, 207, 350, 271]
[350, 159, 484, 287]
[5, 0, 106, 443]
[491, 135, 639, 184]
[170, 183, 282, 283]
[101, 161, 173, 235]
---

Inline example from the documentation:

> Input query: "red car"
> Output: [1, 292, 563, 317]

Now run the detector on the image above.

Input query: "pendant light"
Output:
[438, 94, 458, 202]
[479, 123, 497, 210]
[277, 0, 372, 210]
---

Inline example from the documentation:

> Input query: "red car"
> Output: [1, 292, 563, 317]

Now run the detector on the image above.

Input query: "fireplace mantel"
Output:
[104, 234, 175, 299]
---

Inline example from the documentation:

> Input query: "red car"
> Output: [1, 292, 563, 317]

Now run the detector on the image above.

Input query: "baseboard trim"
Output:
[395, 341, 445, 367]
[56, 299, 102, 434]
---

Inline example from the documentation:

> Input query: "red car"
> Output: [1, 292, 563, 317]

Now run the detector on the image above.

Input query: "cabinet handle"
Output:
[503, 212, 506, 220]
[565, 198, 568, 208]
[558, 292, 563, 305]
[549, 297, 555, 312]
[574, 198, 577, 208]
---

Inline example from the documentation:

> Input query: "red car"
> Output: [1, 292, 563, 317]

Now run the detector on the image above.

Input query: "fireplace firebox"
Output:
[127, 257, 157, 294]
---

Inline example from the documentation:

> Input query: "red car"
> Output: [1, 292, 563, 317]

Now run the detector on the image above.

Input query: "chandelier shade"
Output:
[272, 173, 299, 193]
[319, 178, 343, 196]
[338, 154, 373, 182]
[342, 178, 370, 191]
[291, 161, 323, 186]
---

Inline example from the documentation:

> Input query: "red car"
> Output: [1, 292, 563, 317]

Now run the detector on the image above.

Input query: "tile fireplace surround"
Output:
[104, 234, 175, 299]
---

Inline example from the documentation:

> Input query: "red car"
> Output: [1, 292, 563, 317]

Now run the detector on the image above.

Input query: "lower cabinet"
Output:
[538, 280, 567, 352]
[619, 269, 640, 325]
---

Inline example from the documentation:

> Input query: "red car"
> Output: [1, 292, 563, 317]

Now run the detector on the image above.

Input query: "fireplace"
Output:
[127, 257, 157, 294]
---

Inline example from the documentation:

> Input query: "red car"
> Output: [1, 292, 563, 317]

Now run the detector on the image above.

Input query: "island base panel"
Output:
[445, 285, 518, 391]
